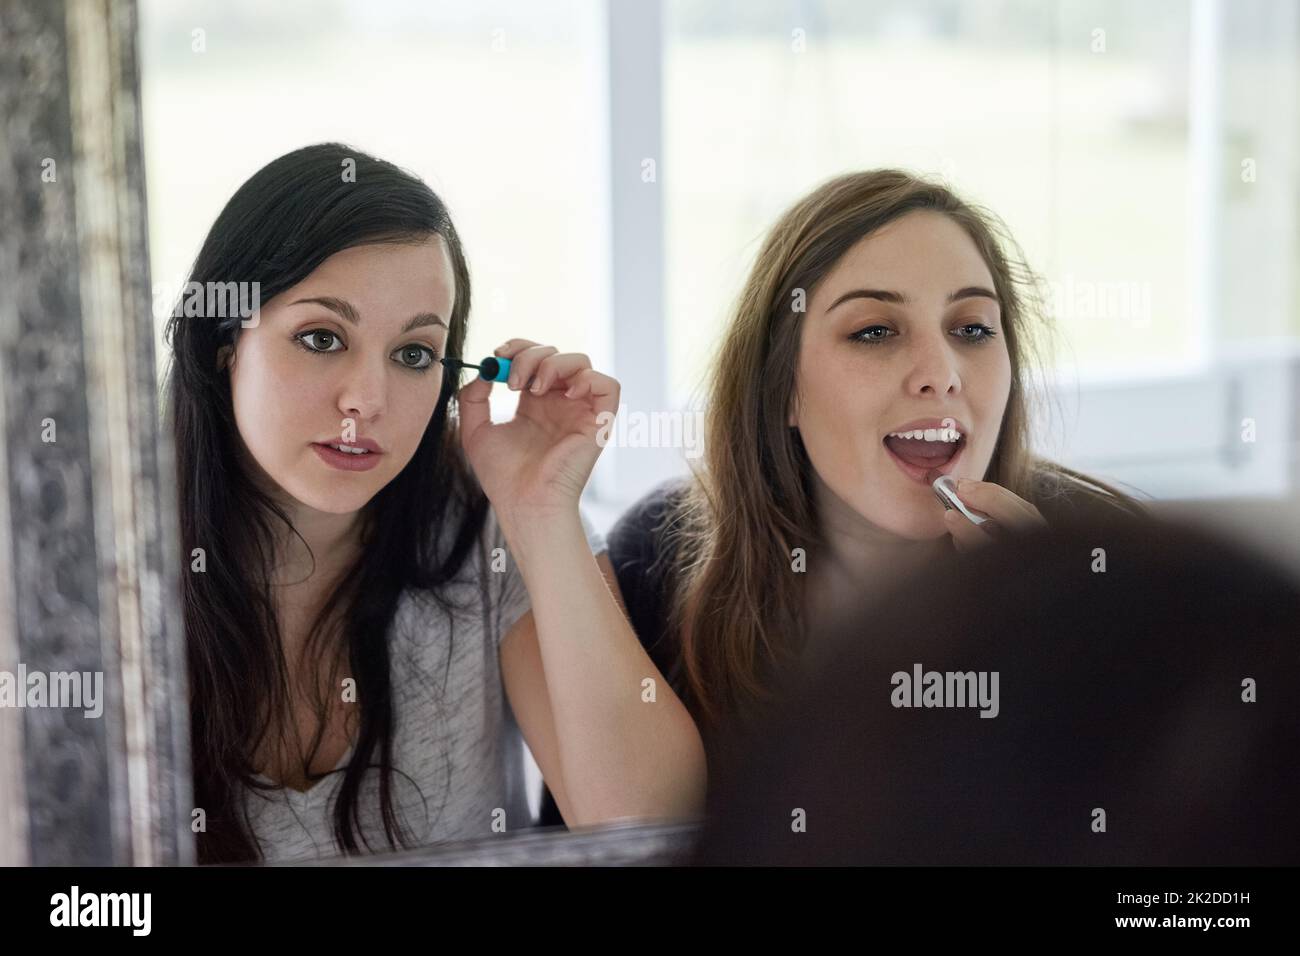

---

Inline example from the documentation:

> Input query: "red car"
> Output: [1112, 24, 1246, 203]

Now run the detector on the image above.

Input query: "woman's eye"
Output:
[848, 324, 999, 346]
[296, 329, 343, 353]
[394, 344, 437, 371]
[956, 323, 999, 344]
[295, 331, 438, 372]
[849, 325, 894, 345]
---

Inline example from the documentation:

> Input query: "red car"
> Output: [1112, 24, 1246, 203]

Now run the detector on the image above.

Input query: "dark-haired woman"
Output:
[164, 143, 705, 863]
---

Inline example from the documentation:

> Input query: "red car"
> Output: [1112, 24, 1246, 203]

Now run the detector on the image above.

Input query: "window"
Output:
[657, 0, 1299, 503]
[139, 0, 608, 397]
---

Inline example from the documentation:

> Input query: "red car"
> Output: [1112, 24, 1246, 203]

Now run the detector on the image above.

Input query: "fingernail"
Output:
[530, 379, 542, 393]
[508, 375, 518, 389]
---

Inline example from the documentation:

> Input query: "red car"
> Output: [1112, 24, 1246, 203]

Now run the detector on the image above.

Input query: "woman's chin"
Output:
[856, 508, 948, 542]
[282, 483, 374, 517]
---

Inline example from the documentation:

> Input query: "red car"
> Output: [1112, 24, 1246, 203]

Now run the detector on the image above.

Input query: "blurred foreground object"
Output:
[695, 510, 1300, 865]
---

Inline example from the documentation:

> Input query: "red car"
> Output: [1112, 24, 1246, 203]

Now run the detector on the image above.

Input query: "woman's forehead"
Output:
[278, 239, 456, 319]
[824, 213, 993, 296]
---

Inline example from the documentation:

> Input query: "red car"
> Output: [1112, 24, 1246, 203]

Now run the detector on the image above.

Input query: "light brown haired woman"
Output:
[539, 169, 1149, 830]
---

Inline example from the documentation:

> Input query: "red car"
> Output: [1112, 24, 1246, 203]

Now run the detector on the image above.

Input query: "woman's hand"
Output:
[455, 339, 620, 524]
[943, 478, 1049, 552]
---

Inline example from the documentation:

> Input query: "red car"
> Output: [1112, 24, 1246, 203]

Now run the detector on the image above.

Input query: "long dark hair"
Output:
[162, 143, 488, 863]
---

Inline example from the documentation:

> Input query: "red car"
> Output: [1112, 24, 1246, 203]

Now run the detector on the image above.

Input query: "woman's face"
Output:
[789, 210, 1012, 540]
[224, 236, 454, 517]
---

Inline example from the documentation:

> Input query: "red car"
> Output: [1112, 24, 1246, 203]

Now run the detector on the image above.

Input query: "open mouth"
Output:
[882, 433, 966, 484]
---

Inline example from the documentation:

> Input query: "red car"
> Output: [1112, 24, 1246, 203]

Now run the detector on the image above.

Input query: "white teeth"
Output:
[887, 427, 962, 442]
[328, 443, 370, 455]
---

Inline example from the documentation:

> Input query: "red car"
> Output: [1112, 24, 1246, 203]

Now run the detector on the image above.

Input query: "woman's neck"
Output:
[800, 469, 951, 667]
[271, 508, 364, 588]
[268, 510, 363, 673]
[809, 468, 948, 586]
[233, 434, 365, 589]
[252, 489, 365, 678]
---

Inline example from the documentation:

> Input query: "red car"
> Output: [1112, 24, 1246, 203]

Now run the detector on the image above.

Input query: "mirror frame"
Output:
[0, 0, 191, 866]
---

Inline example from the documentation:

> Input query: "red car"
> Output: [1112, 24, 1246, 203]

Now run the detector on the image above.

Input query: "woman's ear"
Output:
[216, 344, 232, 371]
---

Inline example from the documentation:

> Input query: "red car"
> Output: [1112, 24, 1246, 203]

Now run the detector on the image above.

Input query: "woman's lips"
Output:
[311, 442, 383, 472]
[883, 436, 965, 485]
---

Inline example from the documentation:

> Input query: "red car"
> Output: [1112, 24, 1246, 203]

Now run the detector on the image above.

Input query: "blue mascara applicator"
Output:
[440, 355, 512, 383]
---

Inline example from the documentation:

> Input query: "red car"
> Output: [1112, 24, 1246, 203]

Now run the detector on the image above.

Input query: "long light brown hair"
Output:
[664, 169, 1149, 749]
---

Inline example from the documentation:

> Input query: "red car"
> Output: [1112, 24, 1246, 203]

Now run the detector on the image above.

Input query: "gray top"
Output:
[241, 504, 607, 863]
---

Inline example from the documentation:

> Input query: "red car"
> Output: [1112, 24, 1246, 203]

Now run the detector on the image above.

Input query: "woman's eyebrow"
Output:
[290, 295, 447, 332]
[826, 286, 1000, 312]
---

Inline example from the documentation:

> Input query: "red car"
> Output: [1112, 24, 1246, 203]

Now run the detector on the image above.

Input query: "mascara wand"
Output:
[440, 355, 512, 383]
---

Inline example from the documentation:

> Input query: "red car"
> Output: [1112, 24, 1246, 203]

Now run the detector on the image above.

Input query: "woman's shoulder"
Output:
[607, 475, 694, 575]
[605, 475, 695, 663]
[1029, 465, 1152, 528]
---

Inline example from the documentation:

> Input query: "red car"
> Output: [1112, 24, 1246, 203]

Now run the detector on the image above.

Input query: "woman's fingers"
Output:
[455, 374, 493, 441]
[942, 478, 1049, 551]
[944, 507, 996, 552]
[562, 367, 620, 422]
[528, 352, 592, 394]
[491, 338, 545, 388]
[493, 338, 539, 359]
[503, 344, 558, 391]
[953, 479, 1047, 531]
[469, 338, 617, 424]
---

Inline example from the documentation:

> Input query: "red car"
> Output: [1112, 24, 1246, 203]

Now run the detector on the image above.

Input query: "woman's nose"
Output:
[904, 333, 962, 394]
[337, 356, 389, 419]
